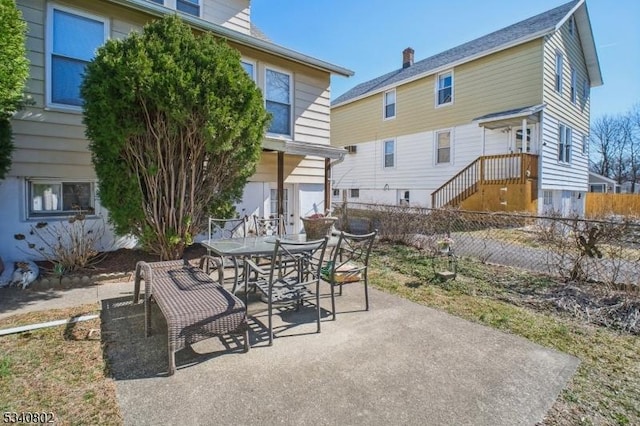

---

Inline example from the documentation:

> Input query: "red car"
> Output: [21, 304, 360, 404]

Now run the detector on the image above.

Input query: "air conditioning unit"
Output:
[345, 145, 357, 154]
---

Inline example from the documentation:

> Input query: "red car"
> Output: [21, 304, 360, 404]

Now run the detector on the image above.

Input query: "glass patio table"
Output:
[200, 234, 338, 290]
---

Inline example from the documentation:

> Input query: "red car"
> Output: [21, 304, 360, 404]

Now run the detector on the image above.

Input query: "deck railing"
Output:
[431, 153, 538, 208]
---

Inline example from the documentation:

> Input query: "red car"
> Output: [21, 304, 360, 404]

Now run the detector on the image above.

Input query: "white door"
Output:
[270, 184, 295, 234]
[513, 125, 538, 154]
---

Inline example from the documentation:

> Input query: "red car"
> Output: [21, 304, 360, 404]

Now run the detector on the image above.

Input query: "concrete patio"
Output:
[101, 281, 579, 425]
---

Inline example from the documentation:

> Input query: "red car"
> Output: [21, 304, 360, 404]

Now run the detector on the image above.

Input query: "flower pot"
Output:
[301, 217, 337, 240]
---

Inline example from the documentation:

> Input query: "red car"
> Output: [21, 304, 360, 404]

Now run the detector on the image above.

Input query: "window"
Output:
[28, 180, 95, 217]
[436, 71, 453, 106]
[399, 190, 410, 206]
[148, 0, 164, 4]
[269, 188, 288, 217]
[582, 79, 590, 101]
[436, 130, 451, 164]
[241, 60, 256, 81]
[543, 190, 553, 206]
[332, 188, 340, 197]
[383, 89, 396, 119]
[515, 128, 531, 153]
[568, 16, 575, 36]
[589, 184, 605, 193]
[47, 5, 107, 108]
[570, 68, 577, 104]
[582, 134, 589, 155]
[383, 140, 395, 168]
[558, 124, 572, 163]
[265, 68, 292, 136]
[177, 0, 200, 16]
[345, 145, 357, 154]
[349, 189, 360, 199]
[555, 53, 563, 93]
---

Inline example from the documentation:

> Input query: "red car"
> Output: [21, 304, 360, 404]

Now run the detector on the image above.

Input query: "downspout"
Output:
[325, 153, 346, 214]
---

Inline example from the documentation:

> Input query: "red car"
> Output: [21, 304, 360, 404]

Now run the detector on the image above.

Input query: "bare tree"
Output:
[590, 115, 621, 177]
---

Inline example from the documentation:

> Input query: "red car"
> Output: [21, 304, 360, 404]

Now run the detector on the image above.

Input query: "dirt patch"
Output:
[31, 244, 208, 289]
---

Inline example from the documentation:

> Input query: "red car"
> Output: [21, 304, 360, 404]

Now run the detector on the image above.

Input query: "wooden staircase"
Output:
[431, 153, 538, 209]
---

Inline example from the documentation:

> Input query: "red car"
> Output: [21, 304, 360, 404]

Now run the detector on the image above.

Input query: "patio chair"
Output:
[321, 230, 377, 320]
[202, 217, 248, 294]
[243, 236, 329, 346]
[253, 215, 286, 236]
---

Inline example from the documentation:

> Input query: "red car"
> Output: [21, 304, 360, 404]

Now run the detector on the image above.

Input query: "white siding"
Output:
[204, 0, 250, 34]
[539, 114, 589, 191]
[332, 123, 487, 207]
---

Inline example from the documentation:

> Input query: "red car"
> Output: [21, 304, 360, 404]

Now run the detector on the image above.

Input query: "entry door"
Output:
[513, 125, 538, 154]
[270, 184, 295, 234]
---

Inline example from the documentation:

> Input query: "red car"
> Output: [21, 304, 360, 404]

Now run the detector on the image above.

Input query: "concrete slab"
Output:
[101, 283, 579, 426]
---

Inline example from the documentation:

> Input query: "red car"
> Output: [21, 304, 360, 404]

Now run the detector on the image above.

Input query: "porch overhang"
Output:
[473, 104, 545, 130]
[262, 138, 346, 160]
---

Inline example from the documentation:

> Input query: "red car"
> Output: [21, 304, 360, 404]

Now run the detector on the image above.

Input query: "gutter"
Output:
[104, 0, 354, 77]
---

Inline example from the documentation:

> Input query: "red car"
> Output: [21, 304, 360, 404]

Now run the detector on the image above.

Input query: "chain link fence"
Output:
[333, 202, 640, 290]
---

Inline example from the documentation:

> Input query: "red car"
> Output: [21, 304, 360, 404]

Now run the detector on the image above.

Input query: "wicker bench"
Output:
[134, 258, 249, 375]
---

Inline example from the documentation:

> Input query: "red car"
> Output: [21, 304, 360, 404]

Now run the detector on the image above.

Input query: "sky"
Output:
[251, 0, 640, 120]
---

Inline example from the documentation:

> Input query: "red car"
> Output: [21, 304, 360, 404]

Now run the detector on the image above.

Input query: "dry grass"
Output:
[0, 305, 122, 425]
[371, 243, 640, 425]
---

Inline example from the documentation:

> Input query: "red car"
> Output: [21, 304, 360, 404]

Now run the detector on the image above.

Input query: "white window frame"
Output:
[241, 58, 257, 82]
[349, 188, 360, 199]
[435, 129, 452, 165]
[582, 134, 589, 155]
[264, 66, 293, 139]
[383, 139, 396, 169]
[435, 70, 454, 107]
[568, 16, 575, 36]
[332, 188, 340, 197]
[570, 68, 577, 104]
[558, 124, 572, 163]
[383, 89, 396, 120]
[589, 183, 606, 193]
[582, 79, 590, 101]
[176, 0, 201, 18]
[554, 52, 563, 93]
[26, 179, 97, 219]
[399, 190, 410, 206]
[543, 190, 553, 206]
[45, 3, 109, 112]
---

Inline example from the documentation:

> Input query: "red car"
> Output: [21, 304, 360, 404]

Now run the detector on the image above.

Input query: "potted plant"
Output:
[301, 212, 337, 240]
[436, 236, 454, 254]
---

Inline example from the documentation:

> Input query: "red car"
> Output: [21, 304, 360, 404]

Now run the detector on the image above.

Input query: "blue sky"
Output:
[251, 0, 640, 120]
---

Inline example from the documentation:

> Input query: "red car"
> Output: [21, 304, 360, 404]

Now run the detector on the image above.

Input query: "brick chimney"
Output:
[402, 47, 414, 69]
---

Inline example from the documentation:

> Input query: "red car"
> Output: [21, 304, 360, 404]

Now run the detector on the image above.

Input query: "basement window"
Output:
[28, 180, 95, 218]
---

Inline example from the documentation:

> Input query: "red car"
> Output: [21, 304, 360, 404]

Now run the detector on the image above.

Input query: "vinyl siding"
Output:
[332, 39, 544, 146]
[12, 0, 330, 184]
[542, 15, 590, 134]
[204, 0, 250, 34]
[332, 123, 490, 206]
[539, 114, 589, 191]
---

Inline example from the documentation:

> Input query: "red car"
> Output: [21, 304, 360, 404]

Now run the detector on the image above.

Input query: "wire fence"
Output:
[332, 202, 640, 290]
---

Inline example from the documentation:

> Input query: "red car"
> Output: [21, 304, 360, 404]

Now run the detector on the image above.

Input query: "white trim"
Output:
[25, 178, 97, 219]
[104, 0, 353, 77]
[554, 51, 563, 94]
[557, 123, 572, 164]
[45, 3, 110, 111]
[264, 65, 293, 139]
[435, 70, 454, 108]
[241, 57, 257, 82]
[570, 67, 577, 104]
[554, 0, 584, 31]
[331, 28, 553, 108]
[434, 129, 453, 166]
[175, 0, 201, 19]
[382, 89, 396, 120]
[382, 139, 396, 169]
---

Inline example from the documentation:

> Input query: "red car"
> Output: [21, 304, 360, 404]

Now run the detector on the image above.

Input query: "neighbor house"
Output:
[330, 0, 601, 217]
[0, 0, 352, 262]
[588, 172, 618, 193]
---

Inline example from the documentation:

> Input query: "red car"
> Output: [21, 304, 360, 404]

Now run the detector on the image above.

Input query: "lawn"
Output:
[0, 243, 637, 425]
[0, 305, 122, 425]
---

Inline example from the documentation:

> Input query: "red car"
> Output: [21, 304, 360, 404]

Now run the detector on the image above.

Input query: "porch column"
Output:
[521, 118, 528, 152]
[324, 158, 331, 214]
[277, 151, 284, 224]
